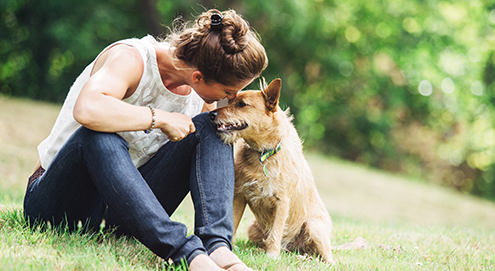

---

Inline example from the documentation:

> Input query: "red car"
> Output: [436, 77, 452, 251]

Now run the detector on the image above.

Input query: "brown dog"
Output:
[209, 79, 333, 263]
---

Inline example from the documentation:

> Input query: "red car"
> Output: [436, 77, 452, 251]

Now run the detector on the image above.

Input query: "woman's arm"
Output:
[73, 44, 195, 140]
[73, 44, 150, 132]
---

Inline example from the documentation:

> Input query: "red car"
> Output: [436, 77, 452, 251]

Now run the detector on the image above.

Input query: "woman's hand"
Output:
[156, 110, 196, 142]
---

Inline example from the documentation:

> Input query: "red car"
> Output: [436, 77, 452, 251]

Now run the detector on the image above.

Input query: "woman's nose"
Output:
[226, 92, 237, 101]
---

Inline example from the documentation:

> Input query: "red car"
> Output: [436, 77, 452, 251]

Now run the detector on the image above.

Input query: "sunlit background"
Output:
[1, 0, 495, 200]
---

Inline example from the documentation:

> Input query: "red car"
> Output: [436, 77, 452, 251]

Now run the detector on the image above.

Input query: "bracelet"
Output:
[144, 105, 156, 134]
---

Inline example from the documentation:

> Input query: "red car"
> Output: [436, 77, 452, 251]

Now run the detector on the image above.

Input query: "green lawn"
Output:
[1, 95, 495, 270]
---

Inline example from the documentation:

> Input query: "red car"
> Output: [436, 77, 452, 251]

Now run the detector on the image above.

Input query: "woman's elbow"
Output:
[73, 100, 95, 127]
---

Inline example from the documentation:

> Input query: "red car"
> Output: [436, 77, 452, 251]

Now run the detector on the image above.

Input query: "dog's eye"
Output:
[236, 101, 247, 107]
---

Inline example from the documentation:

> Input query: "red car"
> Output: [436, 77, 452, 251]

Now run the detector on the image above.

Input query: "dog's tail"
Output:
[332, 237, 367, 251]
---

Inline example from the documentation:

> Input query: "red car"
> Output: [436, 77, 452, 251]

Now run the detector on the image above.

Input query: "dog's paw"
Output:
[265, 249, 280, 259]
[334, 236, 367, 251]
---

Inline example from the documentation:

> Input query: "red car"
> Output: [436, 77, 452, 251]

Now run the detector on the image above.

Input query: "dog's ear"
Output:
[262, 79, 282, 112]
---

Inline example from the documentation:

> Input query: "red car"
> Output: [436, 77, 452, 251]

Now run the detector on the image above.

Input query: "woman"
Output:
[24, 9, 268, 271]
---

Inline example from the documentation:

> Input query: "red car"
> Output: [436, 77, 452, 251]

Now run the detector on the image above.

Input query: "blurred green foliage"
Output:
[2, 0, 495, 199]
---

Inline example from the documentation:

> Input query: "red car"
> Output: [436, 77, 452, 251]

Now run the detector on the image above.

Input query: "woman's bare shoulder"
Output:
[91, 43, 144, 76]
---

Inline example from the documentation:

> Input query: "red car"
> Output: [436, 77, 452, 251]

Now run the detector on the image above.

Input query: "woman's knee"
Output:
[192, 112, 213, 128]
[192, 112, 218, 138]
[73, 127, 129, 151]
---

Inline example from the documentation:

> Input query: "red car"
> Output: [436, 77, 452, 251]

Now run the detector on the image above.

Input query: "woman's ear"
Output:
[192, 71, 204, 84]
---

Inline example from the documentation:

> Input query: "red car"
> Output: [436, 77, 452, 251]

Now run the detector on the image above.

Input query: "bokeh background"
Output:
[2, 0, 495, 201]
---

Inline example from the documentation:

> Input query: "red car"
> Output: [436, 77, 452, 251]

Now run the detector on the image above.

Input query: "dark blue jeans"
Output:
[23, 113, 235, 264]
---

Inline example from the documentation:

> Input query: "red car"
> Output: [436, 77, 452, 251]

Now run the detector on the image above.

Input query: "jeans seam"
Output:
[195, 134, 209, 232]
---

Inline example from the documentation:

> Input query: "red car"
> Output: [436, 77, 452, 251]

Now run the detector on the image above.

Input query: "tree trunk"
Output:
[140, 0, 163, 36]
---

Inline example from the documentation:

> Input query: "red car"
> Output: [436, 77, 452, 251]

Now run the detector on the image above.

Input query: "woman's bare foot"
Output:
[188, 254, 223, 271]
[209, 246, 254, 271]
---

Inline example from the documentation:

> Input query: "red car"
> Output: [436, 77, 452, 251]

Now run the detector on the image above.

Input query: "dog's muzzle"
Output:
[208, 110, 248, 133]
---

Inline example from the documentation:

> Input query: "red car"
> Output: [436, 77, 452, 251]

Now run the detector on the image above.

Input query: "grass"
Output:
[0, 208, 187, 270]
[1, 95, 495, 270]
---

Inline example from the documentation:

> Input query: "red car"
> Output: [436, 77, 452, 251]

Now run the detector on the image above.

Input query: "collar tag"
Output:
[259, 141, 283, 163]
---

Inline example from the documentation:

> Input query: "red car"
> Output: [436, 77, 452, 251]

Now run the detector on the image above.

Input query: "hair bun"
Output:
[167, 8, 267, 86]
[197, 10, 249, 54]
[219, 10, 249, 54]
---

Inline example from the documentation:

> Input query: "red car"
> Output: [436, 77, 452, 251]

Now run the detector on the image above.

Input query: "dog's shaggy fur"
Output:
[209, 79, 333, 263]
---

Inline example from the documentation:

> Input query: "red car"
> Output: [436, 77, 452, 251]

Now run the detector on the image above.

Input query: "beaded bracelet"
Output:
[144, 105, 156, 134]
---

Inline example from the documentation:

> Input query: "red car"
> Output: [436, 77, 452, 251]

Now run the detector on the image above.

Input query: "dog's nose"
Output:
[209, 111, 218, 122]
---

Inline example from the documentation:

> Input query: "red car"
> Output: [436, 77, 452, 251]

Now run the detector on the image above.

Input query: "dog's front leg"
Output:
[265, 195, 290, 258]
[232, 194, 247, 239]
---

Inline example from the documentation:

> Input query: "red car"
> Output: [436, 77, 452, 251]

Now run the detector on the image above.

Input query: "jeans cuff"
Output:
[186, 249, 208, 265]
[172, 235, 207, 265]
[207, 240, 231, 255]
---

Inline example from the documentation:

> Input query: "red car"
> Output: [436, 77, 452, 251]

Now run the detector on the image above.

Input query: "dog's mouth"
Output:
[216, 121, 248, 133]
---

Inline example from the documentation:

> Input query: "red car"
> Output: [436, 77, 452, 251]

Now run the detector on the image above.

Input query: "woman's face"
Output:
[194, 77, 254, 104]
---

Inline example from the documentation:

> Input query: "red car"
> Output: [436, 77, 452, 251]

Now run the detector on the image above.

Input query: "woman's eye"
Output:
[236, 101, 247, 107]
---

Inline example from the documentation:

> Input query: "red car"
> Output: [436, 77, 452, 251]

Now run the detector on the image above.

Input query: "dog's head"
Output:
[209, 78, 282, 147]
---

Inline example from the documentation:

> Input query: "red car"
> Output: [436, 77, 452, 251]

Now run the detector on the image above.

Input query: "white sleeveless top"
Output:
[38, 35, 204, 169]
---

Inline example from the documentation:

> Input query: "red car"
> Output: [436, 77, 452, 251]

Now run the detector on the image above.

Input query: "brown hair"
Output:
[164, 9, 268, 86]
